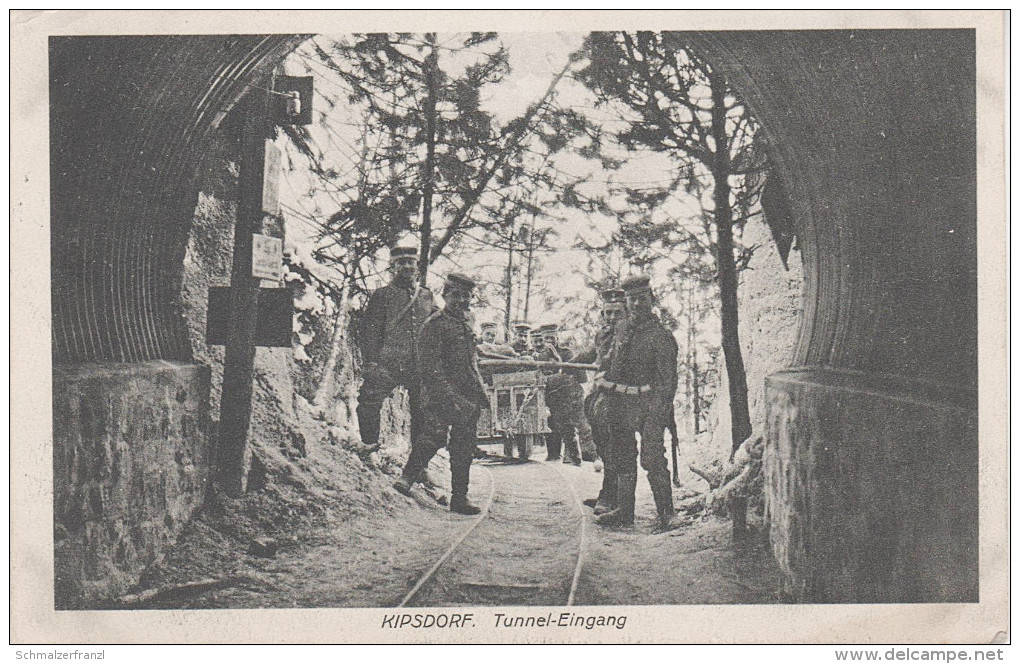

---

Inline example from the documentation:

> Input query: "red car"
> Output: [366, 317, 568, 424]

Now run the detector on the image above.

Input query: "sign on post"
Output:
[262, 142, 281, 216]
[207, 287, 292, 348]
[252, 233, 283, 281]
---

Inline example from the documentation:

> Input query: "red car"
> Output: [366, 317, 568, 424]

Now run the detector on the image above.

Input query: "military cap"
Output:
[621, 274, 652, 294]
[512, 320, 532, 332]
[538, 323, 559, 333]
[480, 321, 498, 330]
[600, 287, 626, 303]
[444, 272, 477, 292]
[389, 244, 418, 259]
[530, 328, 546, 337]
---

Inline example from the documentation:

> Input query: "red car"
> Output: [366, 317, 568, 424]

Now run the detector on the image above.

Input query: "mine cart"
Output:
[476, 370, 550, 460]
[475, 358, 599, 460]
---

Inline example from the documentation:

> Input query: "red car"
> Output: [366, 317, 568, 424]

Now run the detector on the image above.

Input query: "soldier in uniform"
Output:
[510, 321, 532, 356]
[476, 322, 517, 378]
[530, 325, 556, 363]
[393, 273, 489, 515]
[356, 244, 434, 454]
[593, 275, 681, 534]
[538, 323, 584, 465]
[479, 321, 499, 345]
[575, 287, 627, 513]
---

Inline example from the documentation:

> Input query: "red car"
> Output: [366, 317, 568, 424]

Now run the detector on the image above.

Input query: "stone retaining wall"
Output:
[53, 361, 211, 608]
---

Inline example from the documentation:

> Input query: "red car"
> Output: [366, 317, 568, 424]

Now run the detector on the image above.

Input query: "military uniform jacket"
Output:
[572, 324, 616, 371]
[477, 342, 516, 384]
[417, 309, 489, 422]
[532, 346, 561, 376]
[511, 340, 533, 358]
[605, 312, 678, 408]
[359, 282, 435, 379]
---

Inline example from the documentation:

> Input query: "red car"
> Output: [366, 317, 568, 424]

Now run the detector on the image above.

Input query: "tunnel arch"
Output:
[50, 30, 978, 603]
[50, 31, 977, 395]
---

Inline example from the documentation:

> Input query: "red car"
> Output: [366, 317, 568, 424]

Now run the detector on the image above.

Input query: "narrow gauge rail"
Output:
[396, 459, 589, 608]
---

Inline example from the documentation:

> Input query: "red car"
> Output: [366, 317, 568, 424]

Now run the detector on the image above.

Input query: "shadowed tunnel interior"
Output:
[49, 31, 978, 605]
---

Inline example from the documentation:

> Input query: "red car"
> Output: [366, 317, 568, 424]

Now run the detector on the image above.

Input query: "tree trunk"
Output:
[417, 34, 438, 287]
[313, 283, 350, 410]
[692, 349, 701, 434]
[523, 219, 536, 320]
[426, 61, 571, 265]
[709, 73, 753, 454]
[504, 230, 514, 334]
[685, 282, 702, 435]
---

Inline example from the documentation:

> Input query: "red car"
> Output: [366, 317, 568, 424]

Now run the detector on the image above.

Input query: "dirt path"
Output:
[147, 454, 782, 609]
[404, 459, 584, 607]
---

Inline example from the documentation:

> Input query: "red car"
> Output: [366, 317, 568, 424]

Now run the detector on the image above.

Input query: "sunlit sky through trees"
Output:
[279, 32, 732, 351]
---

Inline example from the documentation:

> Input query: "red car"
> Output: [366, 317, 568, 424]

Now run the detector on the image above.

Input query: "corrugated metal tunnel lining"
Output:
[50, 35, 306, 363]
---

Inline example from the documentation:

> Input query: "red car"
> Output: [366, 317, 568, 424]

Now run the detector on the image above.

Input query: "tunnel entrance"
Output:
[49, 29, 977, 608]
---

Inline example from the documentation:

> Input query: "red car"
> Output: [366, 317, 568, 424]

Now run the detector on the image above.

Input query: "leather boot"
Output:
[392, 475, 414, 497]
[563, 429, 582, 465]
[594, 473, 636, 526]
[545, 432, 562, 461]
[450, 495, 481, 515]
[649, 476, 681, 534]
[593, 492, 615, 516]
[584, 486, 607, 509]
[593, 464, 617, 515]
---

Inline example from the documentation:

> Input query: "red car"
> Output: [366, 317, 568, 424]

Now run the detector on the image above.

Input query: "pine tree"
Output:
[577, 31, 768, 454]
[282, 34, 593, 293]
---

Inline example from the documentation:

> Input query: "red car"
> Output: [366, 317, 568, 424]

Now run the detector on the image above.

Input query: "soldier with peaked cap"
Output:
[356, 244, 435, 454]
[530, 325, 553, 358]
[537, 323, 584, 465]
[510, 321, 532, 356]
[479, 321, 500, 345]
[393, 272, 489, 515]
[594, 274, 681, 534]
[476, 321, 516, 383]
[575, 287, 628, 512]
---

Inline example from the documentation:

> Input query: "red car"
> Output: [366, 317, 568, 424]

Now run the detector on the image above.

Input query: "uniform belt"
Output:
[594, 376, 652, 395]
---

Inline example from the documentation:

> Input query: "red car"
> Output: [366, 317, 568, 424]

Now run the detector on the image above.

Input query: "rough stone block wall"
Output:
[698, 212, 804, 465]
[765, 369, 978, 602]
[53, 361, 211, 608]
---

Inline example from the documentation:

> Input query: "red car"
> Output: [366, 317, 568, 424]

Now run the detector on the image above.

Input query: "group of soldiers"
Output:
[477, 320, 587, 466]
[356, 244, 682, 533]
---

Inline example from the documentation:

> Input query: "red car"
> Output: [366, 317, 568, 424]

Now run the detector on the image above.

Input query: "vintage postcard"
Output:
[10, 10, 1009, 645]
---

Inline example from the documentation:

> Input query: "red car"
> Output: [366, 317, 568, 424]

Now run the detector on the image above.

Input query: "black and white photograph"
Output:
[11, 9, 1008, 646]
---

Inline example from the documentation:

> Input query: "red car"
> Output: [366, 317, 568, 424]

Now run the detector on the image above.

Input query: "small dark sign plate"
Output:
[207, 287, 292, 348]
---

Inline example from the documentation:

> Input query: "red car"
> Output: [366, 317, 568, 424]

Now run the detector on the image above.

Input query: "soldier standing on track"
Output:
[575, 287, 627, 514]
[356, 244, 434, 455]
[393, 273, 489, 515]
[539, 324, 584, 466]
[593, 275, 681, 534]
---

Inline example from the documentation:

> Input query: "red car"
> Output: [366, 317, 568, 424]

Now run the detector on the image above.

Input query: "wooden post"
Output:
[217, 84, 274, 496]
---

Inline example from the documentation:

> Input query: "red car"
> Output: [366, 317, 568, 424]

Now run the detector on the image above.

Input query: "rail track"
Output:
[397, 458, 589, 608]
